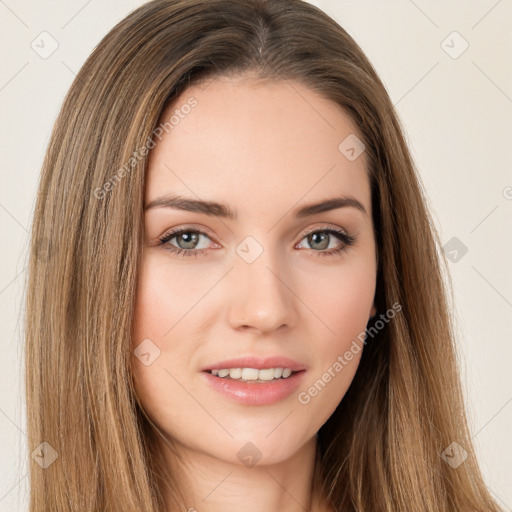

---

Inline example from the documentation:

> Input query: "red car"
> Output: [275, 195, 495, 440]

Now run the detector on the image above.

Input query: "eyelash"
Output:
[158, 226, 356, 258]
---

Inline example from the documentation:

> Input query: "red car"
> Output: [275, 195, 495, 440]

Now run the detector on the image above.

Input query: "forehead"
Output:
[145, 75, 370, 217]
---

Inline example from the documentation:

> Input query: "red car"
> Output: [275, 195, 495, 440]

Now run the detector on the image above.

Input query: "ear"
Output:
[370, 304, 377, 319]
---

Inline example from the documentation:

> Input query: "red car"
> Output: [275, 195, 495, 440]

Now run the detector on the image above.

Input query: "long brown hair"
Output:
[24, 0, 501, 510]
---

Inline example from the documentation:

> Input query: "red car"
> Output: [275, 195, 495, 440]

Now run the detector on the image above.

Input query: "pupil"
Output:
[178, 232, 198, 249]
[310, 232, 329, 250]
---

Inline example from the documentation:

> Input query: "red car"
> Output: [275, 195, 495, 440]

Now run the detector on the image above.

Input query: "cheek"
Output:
[300, 255, 376, 344]
[131, 255, 217, 433]
[131, 259, 180, 422]
[294, 257, 375, 408]
[132, 254, 211, 344]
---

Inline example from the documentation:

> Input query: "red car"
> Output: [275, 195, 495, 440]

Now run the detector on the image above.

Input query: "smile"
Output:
[209, 367, 295, 382]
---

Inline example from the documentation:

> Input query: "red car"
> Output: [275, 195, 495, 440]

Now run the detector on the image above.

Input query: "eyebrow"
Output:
[144, 193, 367, 219]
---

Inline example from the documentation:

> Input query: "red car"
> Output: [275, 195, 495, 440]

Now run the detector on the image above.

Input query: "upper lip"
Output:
[202, 356, 307, 372]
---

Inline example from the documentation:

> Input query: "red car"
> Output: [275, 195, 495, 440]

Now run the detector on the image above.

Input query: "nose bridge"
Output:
[228, 235, 296, 332]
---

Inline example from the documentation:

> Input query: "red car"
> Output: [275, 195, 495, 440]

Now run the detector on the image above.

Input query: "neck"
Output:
[158, 434, 331, 512]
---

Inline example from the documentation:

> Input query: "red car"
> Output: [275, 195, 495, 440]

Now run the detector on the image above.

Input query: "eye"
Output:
[296, 227, 356, 257]
[157, 225, 356, 258]
[158, 228, 215, 258]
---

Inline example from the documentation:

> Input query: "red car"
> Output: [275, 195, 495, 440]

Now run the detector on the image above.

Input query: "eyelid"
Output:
[159, 223, 350, 243]
[158, 226, 220, 249]
[158, 224, 218, 242]
[157, 223, 356, 262]
[300, 223, 350, 237]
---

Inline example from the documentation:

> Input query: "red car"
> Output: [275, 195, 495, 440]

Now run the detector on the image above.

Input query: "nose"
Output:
[227, 247, 297, 334]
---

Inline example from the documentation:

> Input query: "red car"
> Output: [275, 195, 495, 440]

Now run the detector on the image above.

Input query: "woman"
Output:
[24, 0, 501, 510]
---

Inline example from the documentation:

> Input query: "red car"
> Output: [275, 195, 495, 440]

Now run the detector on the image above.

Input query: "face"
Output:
[132, 74, 377, 467]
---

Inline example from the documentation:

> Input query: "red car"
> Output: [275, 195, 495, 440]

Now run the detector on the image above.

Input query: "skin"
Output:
[132, 73, 377, 512]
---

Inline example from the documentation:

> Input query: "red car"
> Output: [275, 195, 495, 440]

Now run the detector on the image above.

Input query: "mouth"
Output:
[204, 367, 303, 383]
[200, 356, 307, 404]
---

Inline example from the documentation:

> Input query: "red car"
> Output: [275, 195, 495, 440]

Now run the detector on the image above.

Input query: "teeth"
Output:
[209, 367, 295, 381]
[242, 368, 259, 380]
[229, 368, 242, 379]
[257, 368, 275, 381]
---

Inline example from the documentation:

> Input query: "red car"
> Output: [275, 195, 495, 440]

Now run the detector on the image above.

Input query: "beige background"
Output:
[1, 0, 511, 510]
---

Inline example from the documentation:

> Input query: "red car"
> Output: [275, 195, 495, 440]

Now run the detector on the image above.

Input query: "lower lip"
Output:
[201, 370, 306, 406]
